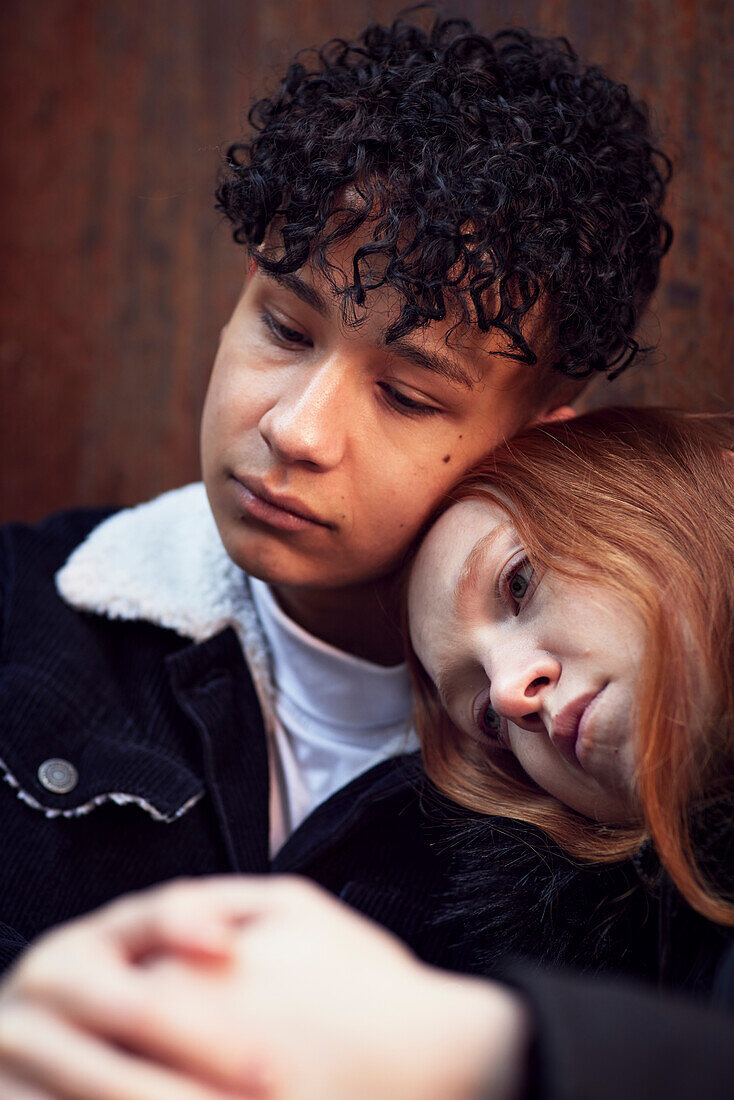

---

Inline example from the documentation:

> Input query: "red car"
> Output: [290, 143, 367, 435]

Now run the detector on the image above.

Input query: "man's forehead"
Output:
[254, 197, 554, 382]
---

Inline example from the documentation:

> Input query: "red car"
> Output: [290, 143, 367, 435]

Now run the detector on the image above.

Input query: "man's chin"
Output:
[215, 523, 335, 590]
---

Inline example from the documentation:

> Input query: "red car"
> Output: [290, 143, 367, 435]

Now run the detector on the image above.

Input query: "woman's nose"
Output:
[489, 652, 561, 728]
[258, 358, 348, 469]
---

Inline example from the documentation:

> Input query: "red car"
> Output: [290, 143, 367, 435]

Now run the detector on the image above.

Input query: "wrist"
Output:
[419, 972, 531, 1100]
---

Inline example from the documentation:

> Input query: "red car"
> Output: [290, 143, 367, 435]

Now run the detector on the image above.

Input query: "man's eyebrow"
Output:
[260, 268, 330, 318]
[387, 339, 477, 390]
[258, 265, 476, 389]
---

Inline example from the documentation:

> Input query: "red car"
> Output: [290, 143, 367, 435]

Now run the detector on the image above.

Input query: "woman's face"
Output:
[408, 499, 645, 823]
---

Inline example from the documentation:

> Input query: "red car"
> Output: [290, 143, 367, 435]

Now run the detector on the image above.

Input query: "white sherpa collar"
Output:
[55, 483, 276, 729]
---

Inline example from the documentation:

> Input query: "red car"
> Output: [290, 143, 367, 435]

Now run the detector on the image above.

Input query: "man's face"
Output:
[201, 243, 549, 592]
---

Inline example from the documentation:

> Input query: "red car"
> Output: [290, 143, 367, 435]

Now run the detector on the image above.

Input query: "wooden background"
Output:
[1, 0, 732, 523]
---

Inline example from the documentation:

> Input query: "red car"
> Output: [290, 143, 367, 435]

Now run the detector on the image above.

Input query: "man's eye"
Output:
[378, 382, 439, 417]
[261, 310, 311, 347]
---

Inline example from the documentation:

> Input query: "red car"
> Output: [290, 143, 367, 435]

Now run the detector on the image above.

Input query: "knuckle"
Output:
[155, 878, 205, 920]
[158, 876, 200, 906]
[276, 874, 318, 904]
[123, 998, 158, 1037]
[9, 948, 57, 999]
[0, 999, 37, 1059]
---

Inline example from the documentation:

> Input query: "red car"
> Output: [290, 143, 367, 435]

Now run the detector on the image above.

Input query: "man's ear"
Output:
[533, 404, 576, 426]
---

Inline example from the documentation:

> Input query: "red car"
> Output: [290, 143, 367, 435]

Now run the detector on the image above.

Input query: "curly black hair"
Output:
[216, 14, 672, 380]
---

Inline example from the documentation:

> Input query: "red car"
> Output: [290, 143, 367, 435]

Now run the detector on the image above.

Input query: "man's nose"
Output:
[489, 650, 561, 729]
[258, 357, 349, 469]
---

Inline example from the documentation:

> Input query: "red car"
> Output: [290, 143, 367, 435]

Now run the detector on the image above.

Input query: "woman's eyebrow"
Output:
[454, 523, 512, 605]
[435, 664, 465, 712]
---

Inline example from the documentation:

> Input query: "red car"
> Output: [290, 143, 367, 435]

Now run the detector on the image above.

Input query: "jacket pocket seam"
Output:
[0, 756, 204, 823]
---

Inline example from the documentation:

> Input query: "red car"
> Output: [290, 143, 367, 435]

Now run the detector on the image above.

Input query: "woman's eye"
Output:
[261, 310, 312, 347]
[502, 557, 537, 615]
[378, 382, 439, 417]
[476, 701, 507, 746]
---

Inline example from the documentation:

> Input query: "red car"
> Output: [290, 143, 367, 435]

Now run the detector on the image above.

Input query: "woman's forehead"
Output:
[409, 499, 511, 617]
[420, 498, 510, 571]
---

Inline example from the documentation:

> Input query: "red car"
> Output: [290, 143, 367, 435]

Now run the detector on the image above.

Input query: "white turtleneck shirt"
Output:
[249, 577, 418, 857]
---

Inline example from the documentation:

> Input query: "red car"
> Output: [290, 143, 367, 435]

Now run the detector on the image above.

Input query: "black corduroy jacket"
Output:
[0, 505, 465, 972]
[2, 501, 734, 1100]
[2, 501, 732, 987]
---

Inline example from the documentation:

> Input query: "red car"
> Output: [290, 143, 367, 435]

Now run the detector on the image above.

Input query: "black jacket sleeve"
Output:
[498, 951, 734, 1100]
[0, 532, 27, 973]
[0, 922, 29, 973]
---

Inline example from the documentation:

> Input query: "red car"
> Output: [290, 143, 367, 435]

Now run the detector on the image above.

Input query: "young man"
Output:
[0, 15, 669, 971]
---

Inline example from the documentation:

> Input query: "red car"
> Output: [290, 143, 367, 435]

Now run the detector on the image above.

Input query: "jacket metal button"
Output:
[37, 758, 79, 794]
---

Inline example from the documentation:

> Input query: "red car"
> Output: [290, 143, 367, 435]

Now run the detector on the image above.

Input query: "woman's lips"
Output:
[231, 475, 332, 533]
[550, 689, 603, 765]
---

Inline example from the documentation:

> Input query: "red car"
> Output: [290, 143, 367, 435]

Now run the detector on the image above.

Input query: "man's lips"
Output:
[231, 475, 334, 532]
[549, 690, 603, 764]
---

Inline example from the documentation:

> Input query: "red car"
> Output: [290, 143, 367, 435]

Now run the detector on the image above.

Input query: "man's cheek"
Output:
[231, 371, 285, 420]
[214, 393, 267, 438]
[366, 501, 429, 551]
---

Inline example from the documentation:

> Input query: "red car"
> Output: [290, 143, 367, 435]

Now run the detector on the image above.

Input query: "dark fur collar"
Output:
[431, 812, 657, 978]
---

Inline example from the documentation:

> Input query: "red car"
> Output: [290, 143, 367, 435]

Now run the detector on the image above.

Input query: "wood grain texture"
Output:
[1, 0, 732, 521]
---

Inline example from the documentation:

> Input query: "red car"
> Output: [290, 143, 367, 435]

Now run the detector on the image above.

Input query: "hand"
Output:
[1, 875, 530, 1100]
[169, 876, 531, 1100]
[0, 876, 269, 1099]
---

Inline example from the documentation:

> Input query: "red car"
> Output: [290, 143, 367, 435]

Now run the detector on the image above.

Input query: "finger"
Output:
[11, 932, 209, 1078]
[10, 876, 327, 1087]
[99, 880, 246, 963]
[0, 1002, 242, 1100]
[60, 961, 259, 1092]
[9, 956, 255, 1094]
[96, 875, 303, 962]
[0, 1068, 58, 1100]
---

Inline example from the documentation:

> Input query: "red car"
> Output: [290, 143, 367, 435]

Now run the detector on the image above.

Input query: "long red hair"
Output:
[411, 406, 734, 924]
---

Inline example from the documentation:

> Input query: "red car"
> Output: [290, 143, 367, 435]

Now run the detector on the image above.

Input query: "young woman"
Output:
[408, 404, 734, 986]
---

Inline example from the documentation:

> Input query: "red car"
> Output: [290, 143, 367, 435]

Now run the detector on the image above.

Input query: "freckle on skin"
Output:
[443, 454, 451, 463]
